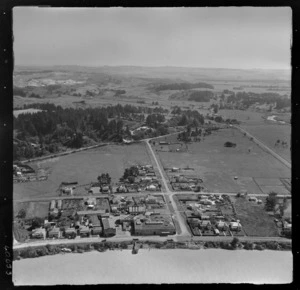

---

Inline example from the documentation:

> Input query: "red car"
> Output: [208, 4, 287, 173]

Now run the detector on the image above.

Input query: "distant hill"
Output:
[15, 65, 291, 83]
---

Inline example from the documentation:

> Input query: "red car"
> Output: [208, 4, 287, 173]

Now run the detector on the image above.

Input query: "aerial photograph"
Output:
[12, 7, 292, 285]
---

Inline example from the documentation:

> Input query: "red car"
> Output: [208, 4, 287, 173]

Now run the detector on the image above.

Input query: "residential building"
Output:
[79, 226, 90, 237]
[31, 228, 46, 240]
[92, 226, 102, 236]
[48, 227, 61, 239]
[64, 228, 77, 239]
[102, 218, 116, 237]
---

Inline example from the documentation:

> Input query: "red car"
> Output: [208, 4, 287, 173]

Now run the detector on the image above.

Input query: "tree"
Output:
[17, 209, 26, 219]
[265, 192, 278, 212]
[279, 197, 288, 217]
[231, 237, 240, 249]
[31, 217, 44, 229]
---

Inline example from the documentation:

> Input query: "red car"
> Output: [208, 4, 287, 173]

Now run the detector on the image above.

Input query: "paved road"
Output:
[234, 125, 291, 169]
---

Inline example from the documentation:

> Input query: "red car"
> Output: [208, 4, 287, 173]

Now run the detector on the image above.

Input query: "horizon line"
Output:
[14, 64, 291, 71]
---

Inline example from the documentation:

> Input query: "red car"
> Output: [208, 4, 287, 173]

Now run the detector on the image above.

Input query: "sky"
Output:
[13, 7, 292, 69]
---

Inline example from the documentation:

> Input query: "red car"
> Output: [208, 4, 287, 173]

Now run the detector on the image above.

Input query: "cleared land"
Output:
[155, 128, 290, 194]
[241, 123, 291, 163]
[14, 143, 151, 200]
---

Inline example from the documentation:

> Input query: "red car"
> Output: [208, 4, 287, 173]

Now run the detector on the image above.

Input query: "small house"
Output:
[57, 200, 62, 210]
[48, 227, 61, 239]
[199, 220, 211, 229]
[64, 228, 77, 239]
[31, 228, 46, 240]
[216, 221, 227, 230]
[248, 197, 258, 202]
[229, 222, 242, 231]
[79, 226, 90, 237]
[92, 226, 102, 236]
[102, 218, 116, 237]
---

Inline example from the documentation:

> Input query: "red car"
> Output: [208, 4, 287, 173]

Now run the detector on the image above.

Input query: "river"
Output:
[13, 249, 292, 285]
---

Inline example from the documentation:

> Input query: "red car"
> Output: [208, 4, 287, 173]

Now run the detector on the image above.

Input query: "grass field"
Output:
[155, 128, 290, 194]
[233, 197, 279, 237]
[14, 143, 151, 200]
[241, 123, 291, 163]
[14, 201, 50, 219]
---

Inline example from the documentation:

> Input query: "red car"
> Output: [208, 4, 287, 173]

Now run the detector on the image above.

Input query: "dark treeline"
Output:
[222, 91, 290, 110]
[13, 103, 167, 160]
[188, 90, 214, 102]
[154, 82, 214, 92]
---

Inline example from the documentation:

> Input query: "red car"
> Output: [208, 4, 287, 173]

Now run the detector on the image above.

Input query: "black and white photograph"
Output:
[11, 7, 292, 285]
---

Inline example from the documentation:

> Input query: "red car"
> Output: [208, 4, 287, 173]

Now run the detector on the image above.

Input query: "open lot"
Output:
[241, 123, 291, 163]
[14, 201, 50, 219]
[155, 128, 290, 194]
[14, 143, 151, 200]
[233, 197, 279, 237]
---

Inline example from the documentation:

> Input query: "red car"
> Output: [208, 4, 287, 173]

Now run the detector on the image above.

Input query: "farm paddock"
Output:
[155, 127, 290, 194]
[13, 143, 151, 201]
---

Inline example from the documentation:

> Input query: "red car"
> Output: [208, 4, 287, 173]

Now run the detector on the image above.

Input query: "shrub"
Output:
[13, 250, 21, 261]
[231, 237, 240, 249]
[120, 242, 128, 249]
[243, 242, 254, 250]
[265, 241, 279, 250]
[255, 244, 265, 251]
[155, 243, 162, 249]
[36, 247, 48, 257]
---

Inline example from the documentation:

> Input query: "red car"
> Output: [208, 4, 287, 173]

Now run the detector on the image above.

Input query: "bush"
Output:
[231, 237, 240, 249]
[265, 241, 279, 250]
[255, 244, 265, 251]
[243, 242, 254, 250]
[36, 247, 48, 257]
[155, 243, 162, 249]
[120, 242, 128, 249]
[220, 241, 232, 250]
[13, 250, 21, 261]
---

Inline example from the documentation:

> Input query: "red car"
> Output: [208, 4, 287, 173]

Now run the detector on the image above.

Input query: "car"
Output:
[274, 219, 279, 222]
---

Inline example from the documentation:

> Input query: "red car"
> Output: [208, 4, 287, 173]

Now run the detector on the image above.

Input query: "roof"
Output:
[79, 226, 90, 233]
[77, 210, 106, 216]
[129, 206, 146, 213]
[49, 227, 60, 233]
[102, 218, 115, 229]
[65, 228, 76, 233]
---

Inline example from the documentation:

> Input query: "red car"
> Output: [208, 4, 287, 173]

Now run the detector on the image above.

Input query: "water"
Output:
[13, 249, 292, 285]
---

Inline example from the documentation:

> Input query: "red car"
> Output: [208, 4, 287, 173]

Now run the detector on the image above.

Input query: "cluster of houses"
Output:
[13, 163, 43, 183]
[115, 165, 161, 193]
[178, 194, 242, 236]
[170, 175, 204, 191]
[30, 193, 175, 240]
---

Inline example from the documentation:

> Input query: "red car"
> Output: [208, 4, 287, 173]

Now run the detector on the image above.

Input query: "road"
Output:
[234, 125, 291, 169]
[145, 139, 191, 237]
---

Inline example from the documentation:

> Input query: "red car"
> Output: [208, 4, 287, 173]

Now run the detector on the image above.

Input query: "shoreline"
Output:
[13, 239, 292, 261]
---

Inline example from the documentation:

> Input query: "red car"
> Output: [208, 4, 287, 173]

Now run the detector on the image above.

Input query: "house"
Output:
[248, 196, 258, 202]
[64, 228, 77, 239]
[79, 226, 90, 237]
[145, 195, 158, 204]
[199, 220, 211, 229]
[229, 222, 242, 231]
[57, 200, 62, 210]
[50, 200, 56, 210]
[62, 187, 73, 195]
[89, 187, 101, 194]
[200, 215, 210, 220]
[31, 228, 46, 240]
[77, 210, 106, 217]
[48, 227, 61, 239]
[146, 184, 157, 191]
[102, 218, 116, 237]
[92, 226, 102, 236]
[159, 141, 169, 145]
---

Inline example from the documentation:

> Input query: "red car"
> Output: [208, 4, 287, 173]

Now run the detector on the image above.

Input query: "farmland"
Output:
[13, 143, 151, 201]
[154, 127, 290, 194]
